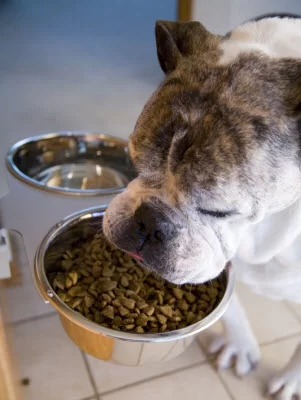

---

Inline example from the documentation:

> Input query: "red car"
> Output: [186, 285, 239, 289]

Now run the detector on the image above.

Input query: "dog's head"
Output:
[104, 20, 301, 284]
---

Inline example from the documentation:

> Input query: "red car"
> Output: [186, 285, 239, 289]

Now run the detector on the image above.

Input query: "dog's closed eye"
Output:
[197, 208, 237, 218]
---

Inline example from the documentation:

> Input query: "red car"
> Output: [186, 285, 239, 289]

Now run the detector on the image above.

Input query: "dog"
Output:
[103, 15, 301, 399]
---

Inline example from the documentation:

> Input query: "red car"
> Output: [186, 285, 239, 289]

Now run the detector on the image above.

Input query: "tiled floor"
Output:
[2, 2, 301, 400]
[9, 257, 301, 400]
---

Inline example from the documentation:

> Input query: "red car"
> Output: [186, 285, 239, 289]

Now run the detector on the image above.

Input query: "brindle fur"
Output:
[104, 19, 301, 284]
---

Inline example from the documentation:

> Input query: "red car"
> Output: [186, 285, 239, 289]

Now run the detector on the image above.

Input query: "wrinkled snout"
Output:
[103, 182, 226, 284]
[103, 194, 181, 277]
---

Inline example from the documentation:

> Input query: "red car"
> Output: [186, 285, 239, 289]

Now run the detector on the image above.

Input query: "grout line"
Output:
[259, 330, 301, 347]
[81, 351, 102, 400]
[215, 368, 236, 400]
[78, 396, 98, 400]
[99, 360, 207, 396]
[284, 302, 301, 324]
[12, 310, 57, 326]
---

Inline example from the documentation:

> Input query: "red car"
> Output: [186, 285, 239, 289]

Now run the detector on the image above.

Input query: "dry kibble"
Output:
[201, 294, 211, 302]
[185, 292, 196, 304]
[125, 324, 135, 331]
[186, 311, 196, 324]
[160, 305, 173, 318]
[172, 288, 183, 299]
[98, 280, 117, 292]
[120, 275, 129, 287]
[113, 315, 123, 326]
[144, 306, 155, 316]
[49, 233, 226, 334]
[102, 293, 112, 303]
[102, 265, 113, 277]
[68, 286, 85, 297]
[178, 299, 189, 312]
[69, 271, 78, 286]
[136, 313, 148, 327]
[70, 297, 83, 309]
[102, 305, 114, 319]
[156, 314, 167, 325]
[65, 277, 73, 289]
[84, 294, 95, 308]
[120, 297, 135, 310]
[112, 298, 121, 307]
[92, 265, 102, 278]
[119, 306, 130, 316]
[207, 287, 219, 299]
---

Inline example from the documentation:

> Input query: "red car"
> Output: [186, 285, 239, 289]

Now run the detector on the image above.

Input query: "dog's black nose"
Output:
[134, 202, 176, 245]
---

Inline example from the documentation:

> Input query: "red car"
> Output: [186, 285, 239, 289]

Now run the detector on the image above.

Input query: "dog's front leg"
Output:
[208, 292, 261, 376]
[268, 343, 301, 400]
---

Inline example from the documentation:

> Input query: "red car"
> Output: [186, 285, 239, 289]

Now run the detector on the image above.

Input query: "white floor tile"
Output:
[13, 315, 94, 400]
[88, 339, 205, 393]
[287, 301, 301, 320]
[102, 364, 232, 400]
[199, 283, 301, 355]
[5, 259, 51, 322]
[236, 283, 301, 344]
[221, 334, 301, 400]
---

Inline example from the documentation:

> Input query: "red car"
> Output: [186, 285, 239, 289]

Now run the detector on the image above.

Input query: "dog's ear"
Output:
[155, 20, 211, 74]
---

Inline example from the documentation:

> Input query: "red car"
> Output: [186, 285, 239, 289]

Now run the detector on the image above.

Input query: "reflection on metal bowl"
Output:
[34, 206, 235, 366]
[6, 131, 136, 196]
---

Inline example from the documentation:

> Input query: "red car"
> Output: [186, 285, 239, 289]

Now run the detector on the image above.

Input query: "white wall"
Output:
[192, 0, 301, 34]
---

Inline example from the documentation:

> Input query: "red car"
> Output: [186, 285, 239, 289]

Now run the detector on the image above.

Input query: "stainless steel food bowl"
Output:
[34, 206, 235, 366]
[6, 131, 135, 196]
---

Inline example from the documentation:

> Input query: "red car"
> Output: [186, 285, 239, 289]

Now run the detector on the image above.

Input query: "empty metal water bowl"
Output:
[34, 206, 235, 366]
[6, 131, 135, 196]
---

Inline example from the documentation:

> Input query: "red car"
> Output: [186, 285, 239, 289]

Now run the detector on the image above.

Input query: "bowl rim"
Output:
[6, 131, 132, 197]
[34, 205, 235, 343]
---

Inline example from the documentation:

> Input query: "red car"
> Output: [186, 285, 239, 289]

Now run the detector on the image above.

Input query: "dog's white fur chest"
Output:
[234, 197, 301, 302]
[221, 18, 301, 64]
[221, 17, 301, 301]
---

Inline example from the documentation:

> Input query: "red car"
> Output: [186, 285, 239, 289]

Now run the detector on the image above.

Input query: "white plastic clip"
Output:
[0, 229, 12, 279]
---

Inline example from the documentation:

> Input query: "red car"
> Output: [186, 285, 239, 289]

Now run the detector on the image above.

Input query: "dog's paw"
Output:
[208, 333, 261, 377]
[268, 370, 301, 399]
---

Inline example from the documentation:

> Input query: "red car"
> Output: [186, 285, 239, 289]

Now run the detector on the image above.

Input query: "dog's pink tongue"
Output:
[128, 252, 143, 261]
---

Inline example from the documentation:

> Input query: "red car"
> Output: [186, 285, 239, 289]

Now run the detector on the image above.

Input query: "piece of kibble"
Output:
[102, 293, 112, 303]
[113, 315, 123, 326]
[102, 305, 114, 319]
[172, 287, 183, 299]
[156, 314, 167, 325]
[144, 306, 155, 316]
[186, 311, 196, 324]
[49, 233, 226, 334]
[201, 294, 211, 302]
[207, 287, 219, 299]
[65, 277, 73, 289]
[160, 305, 173, 318]
[178, 299, 189, 312]
[185, 292, 196, 304]
[136, 313, 148, 327]
[69, 271, 78, 285]
[120, 275, 129, 287]
[125, 324, 135, 331]
[98, 280, 117, 292]
[120, 297, 135, 310]
[84, 294, 95, 308]
[119, 306, 130, 316]
[102, 265, 113, 277]
[68, 286, 85, 297]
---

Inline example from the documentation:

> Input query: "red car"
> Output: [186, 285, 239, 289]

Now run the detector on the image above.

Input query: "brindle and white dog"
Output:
[104, 15, 301, 399]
